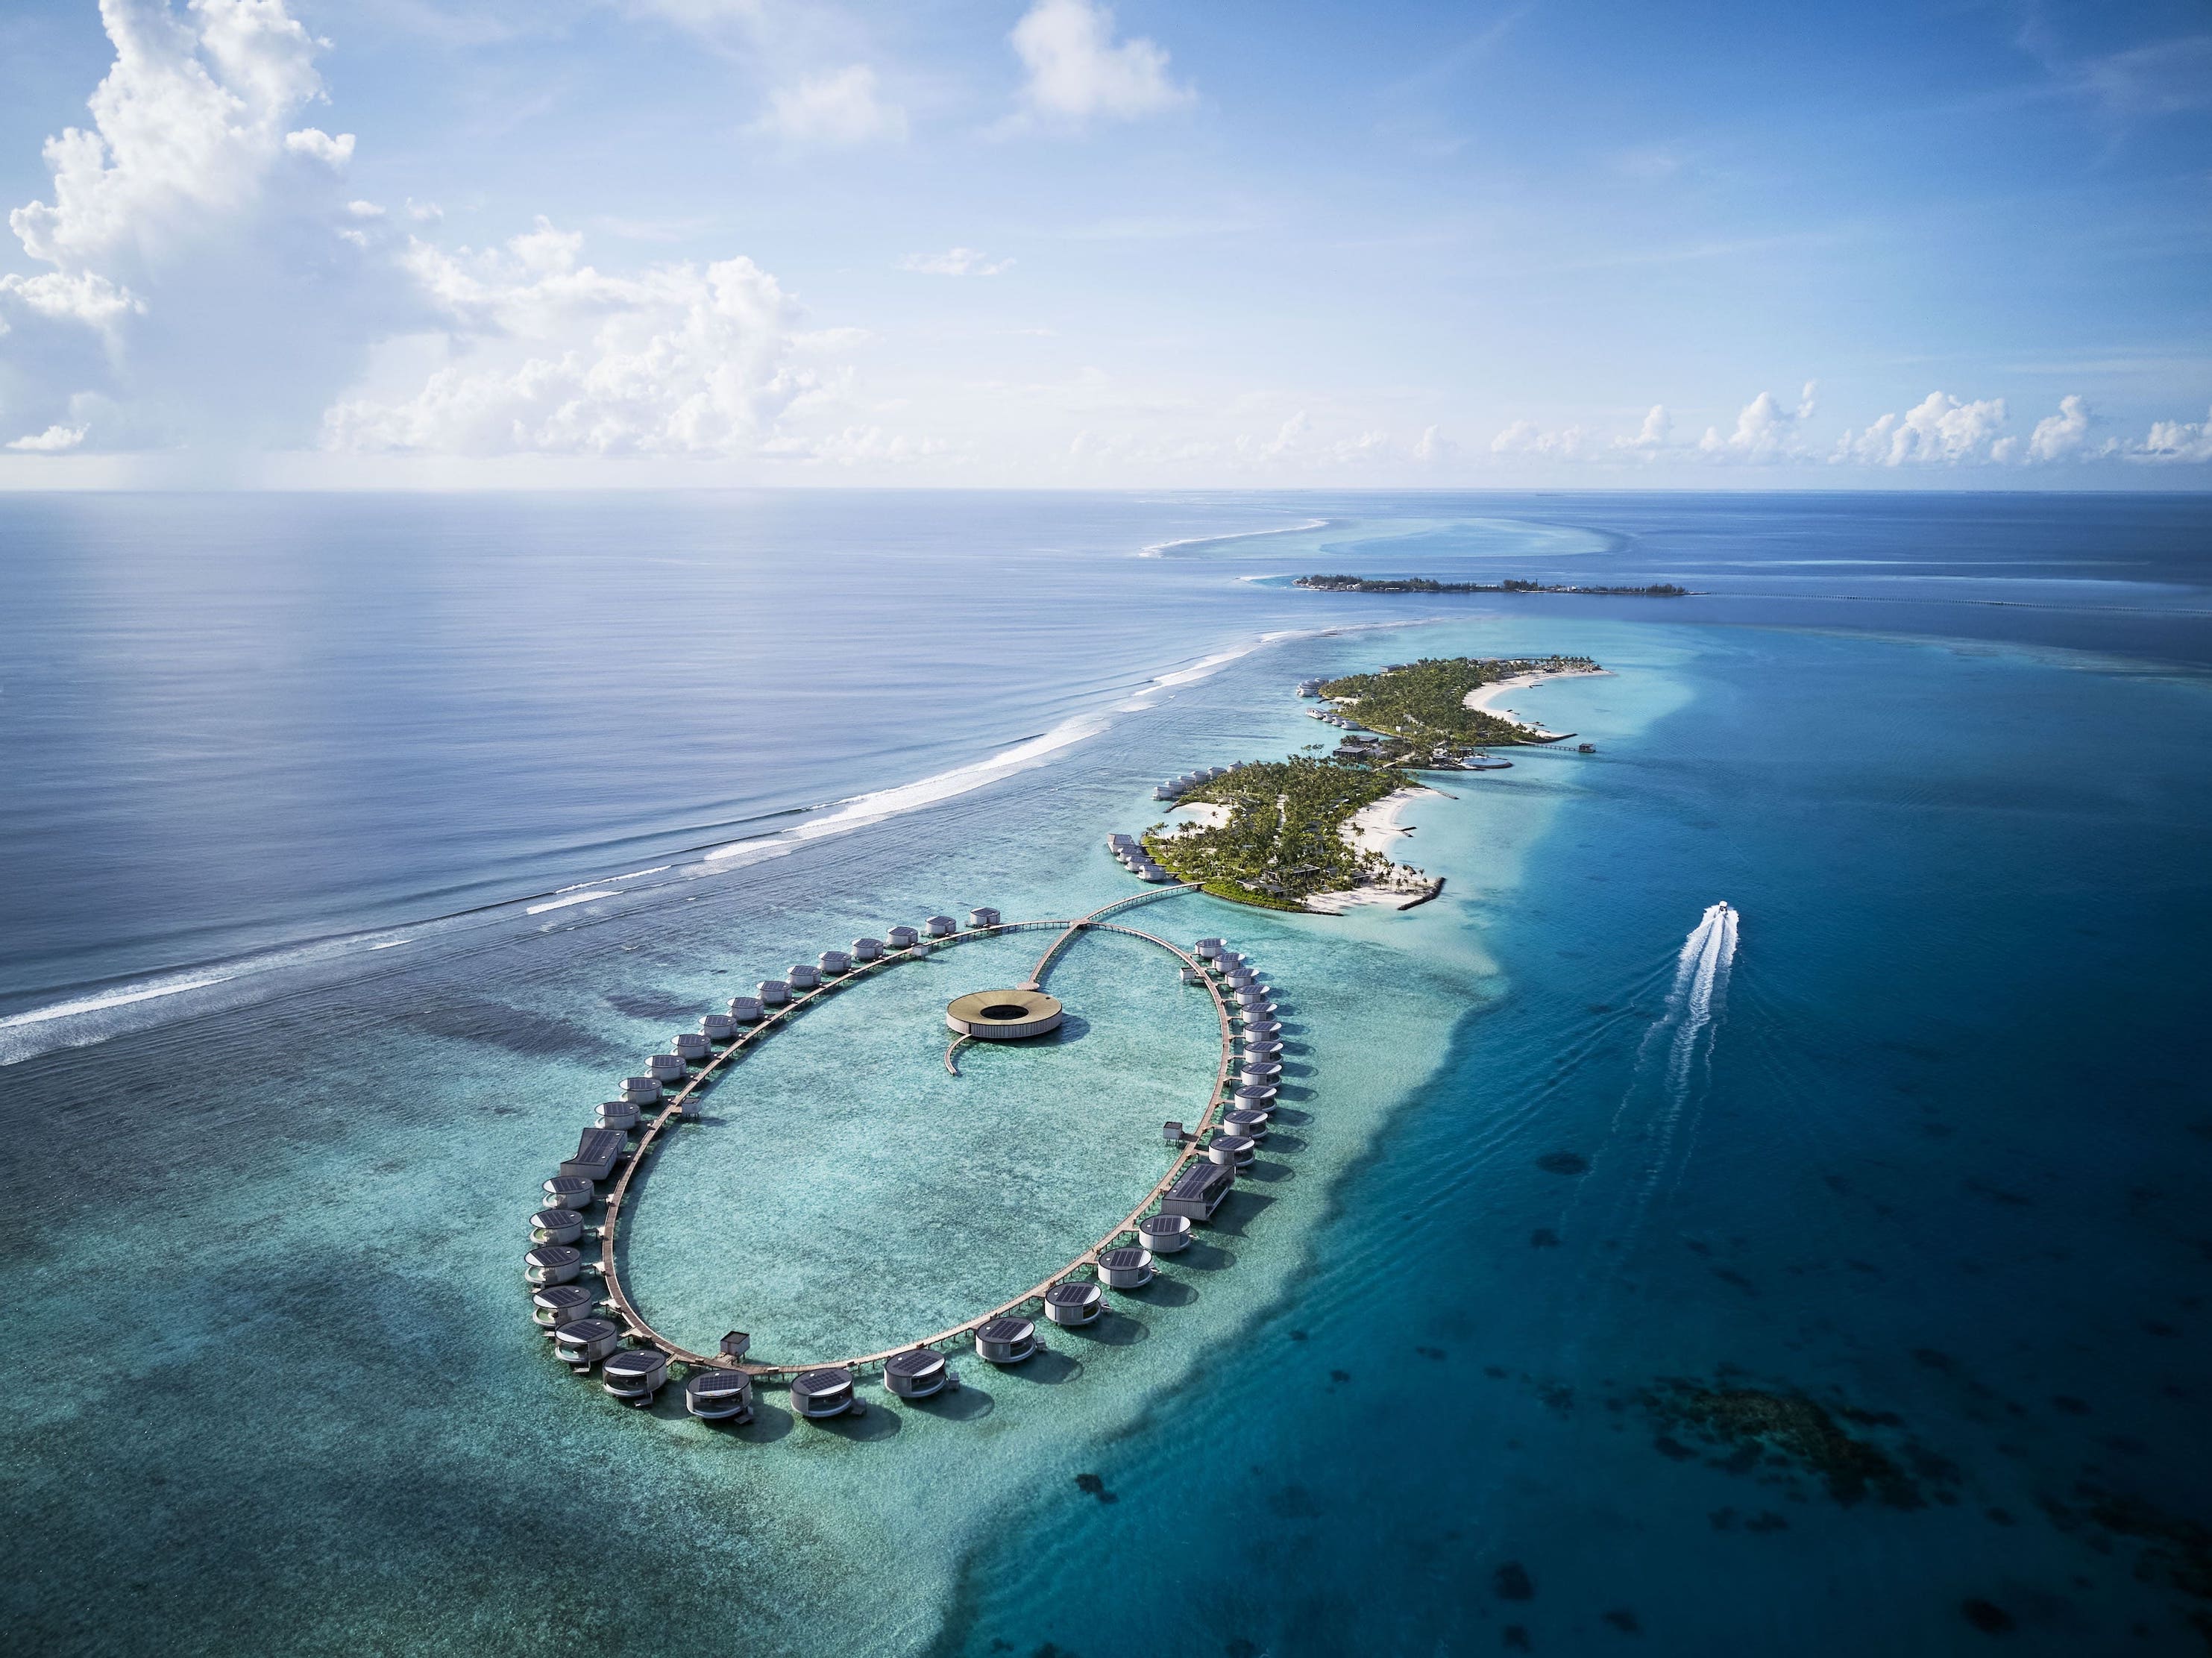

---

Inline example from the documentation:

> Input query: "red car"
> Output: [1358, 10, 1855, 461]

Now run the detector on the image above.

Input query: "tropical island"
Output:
[1296, 574, 1688, 597]
[1133, 655, 1604, 912]
[1141, 755, 1432, 911]
[1307, 654, 1604, 763]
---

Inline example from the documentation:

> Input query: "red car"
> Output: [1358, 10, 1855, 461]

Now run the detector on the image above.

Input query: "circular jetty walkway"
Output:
[594, 885, 1239, 1381]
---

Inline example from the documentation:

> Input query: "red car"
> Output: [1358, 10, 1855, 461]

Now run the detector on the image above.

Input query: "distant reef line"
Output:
[1295, 574, 1690, 597]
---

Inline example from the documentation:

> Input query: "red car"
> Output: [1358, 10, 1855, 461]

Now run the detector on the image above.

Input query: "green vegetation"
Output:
[1142, 756, 1415, 908]
[1298, 574, 1688, 597]
[1317, 655, 1598, 760]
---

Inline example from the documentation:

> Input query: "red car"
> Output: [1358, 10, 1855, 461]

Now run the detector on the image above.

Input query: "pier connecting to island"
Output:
[524, 885, 1295, 1428]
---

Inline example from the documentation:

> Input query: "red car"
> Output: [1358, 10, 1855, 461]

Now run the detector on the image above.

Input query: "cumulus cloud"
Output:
[12, 0, 328, 267]
[1011, 0, 1193, 124]
[898, 247, 1014, 276]
[1622, 403, 1671, 453]
[1472, 388, 2212, 474]
[1699, 382, 1816, 462]
[322, 221, 821, 456]
[1, 0, 396, 452]
[283, 126, 354, 166]
[1, 0, 860, 467]
[1413, 424, 1454, 463]
[2028, 394, 2093, 462]
[1491, 418, 1593, 458]
[752, 64, 906, 146]
[7, 422, 88, 452]
[2139, 406, 2212, 462]
[1833, 392, 2011, 465]
[0, 268, 143, 333]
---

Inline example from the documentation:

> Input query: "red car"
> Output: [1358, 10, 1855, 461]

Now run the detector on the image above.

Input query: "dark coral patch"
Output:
[1961, 1599, 2015, 1633]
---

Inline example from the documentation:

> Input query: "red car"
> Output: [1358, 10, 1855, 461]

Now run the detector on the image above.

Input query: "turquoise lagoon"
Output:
[2, 494, 2209, 1656]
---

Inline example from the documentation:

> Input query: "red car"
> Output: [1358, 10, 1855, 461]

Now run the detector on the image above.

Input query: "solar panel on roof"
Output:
[1169, 1164, 1226, 1199]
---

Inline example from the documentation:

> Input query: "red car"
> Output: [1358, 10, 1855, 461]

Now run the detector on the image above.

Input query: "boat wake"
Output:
[1603, 902, 1740, 1231]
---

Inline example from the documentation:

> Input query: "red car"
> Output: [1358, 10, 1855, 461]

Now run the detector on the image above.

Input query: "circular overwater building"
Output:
[944, 988, 1065, 1041]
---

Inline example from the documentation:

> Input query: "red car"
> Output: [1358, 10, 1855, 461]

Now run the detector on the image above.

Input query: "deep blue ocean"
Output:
[1, 491, 2208, 1656]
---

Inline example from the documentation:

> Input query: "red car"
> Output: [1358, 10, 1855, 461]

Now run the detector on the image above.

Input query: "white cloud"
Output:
[283, 127, 354, 166]
[323, 222, 823, 456]
[2139, 406, 2212, 462]
[753, 64, 907, 146]
[12, 0, 329, 268]
[784, 424, 955, 466]
[792, 324, 876, 351]
[7, 422, 88, 452]
[1413, 424, 1454, 462]
[1833, 391, 2010, 465]
[1, 0, 392, 453]
[1492, 417, 1593, 458]
[898, 247, 1014, 277]
[2027, 394, 2093, 462]
[1700, 382, 1816, 462]
[1010, 0, 1193, 124]
[1259, 410, 1309, 458]
[1621, 403, 1671, 452]
[347, 199, 385, 219]
[0, 269, 143, 332]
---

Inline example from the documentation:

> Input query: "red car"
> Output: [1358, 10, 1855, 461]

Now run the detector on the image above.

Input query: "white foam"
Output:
[526, 890, 620, 915]
[368, 939, 412, 950]
[706, 716, 1111, 863]
[1139, 518, 1329, 558]
[0, 969, 242, 1034]
[1662, 902, 1738, 1106]
[1146, 644, 1264, 690]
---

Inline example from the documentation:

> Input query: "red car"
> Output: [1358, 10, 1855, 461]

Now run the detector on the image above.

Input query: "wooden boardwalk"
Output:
[592, 884, 1243, 1382]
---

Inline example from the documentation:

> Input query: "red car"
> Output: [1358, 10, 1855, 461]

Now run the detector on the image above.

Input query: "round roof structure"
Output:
[945, 987, 1065, 1041]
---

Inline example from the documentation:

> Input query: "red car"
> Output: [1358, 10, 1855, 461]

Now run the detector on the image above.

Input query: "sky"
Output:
[0, 0, 2208, 489]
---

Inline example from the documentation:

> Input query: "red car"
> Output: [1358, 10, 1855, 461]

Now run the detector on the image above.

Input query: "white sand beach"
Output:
[1462, 665, 1611, 736]
[1170, 801, 1231, 831]
[1302, 786, 1444, 913]
[1345, 785, 1432, 856]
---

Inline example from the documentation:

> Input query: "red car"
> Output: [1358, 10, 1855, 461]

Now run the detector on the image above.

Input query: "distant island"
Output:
[1296, 574, 1688, 597]
[1307, 654, 1604, 763]
[1136, 655, 1603, 912]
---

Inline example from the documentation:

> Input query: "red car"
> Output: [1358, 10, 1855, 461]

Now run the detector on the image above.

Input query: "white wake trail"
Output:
[1663, 902, 1737, 1105]
[1606, 902, 1741, 1234]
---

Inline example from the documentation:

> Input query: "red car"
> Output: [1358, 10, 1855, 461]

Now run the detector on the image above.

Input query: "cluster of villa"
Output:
[1152, 762, 1245, 801]
[1105, 832, 1178, 883]
[524, 905, 1005, 1422]
[520, 899, 1296, 1434]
